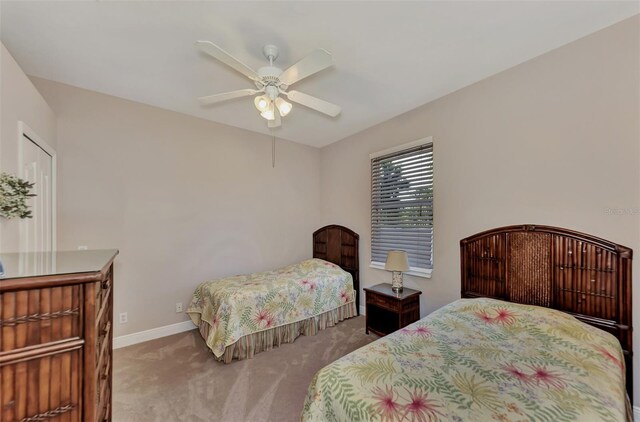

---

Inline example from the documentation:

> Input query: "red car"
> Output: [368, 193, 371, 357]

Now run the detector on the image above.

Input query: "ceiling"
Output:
[1, 1, 638, 148]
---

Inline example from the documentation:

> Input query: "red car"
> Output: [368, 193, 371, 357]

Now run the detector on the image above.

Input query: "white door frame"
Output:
[17, 121, 57, 251]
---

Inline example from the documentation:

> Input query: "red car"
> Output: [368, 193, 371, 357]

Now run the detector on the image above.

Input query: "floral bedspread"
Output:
[187, 258, 354, 358]
[302, 298, 628, 422]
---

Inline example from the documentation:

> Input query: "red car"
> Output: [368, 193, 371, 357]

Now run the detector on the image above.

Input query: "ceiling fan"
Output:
[195, 41, 341, 128]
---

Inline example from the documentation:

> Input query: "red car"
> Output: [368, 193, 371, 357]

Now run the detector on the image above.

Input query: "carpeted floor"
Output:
[113, 316, 376, 421]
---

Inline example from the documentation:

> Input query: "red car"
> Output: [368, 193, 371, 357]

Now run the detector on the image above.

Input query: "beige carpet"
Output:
[113, 316, 376, 422]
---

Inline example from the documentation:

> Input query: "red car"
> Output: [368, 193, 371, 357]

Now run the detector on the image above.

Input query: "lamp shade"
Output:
[275, 97, 292, 117]
[385, 250, 409, 272]
[254, 95, 270, 112]
[260, 102, 275, 121]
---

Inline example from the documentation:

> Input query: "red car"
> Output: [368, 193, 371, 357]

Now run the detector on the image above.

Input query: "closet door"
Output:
[19, 133, 53, 254]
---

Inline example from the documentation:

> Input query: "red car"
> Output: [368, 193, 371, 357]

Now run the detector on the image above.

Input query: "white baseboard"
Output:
[633, 406, 639, 420]
[116, 306, 364, 350]
[113, 320, 196, 349]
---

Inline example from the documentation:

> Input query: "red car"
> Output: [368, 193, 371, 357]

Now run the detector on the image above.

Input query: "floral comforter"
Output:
[187, 258, 354, 358]
[302, 298, 628, 422]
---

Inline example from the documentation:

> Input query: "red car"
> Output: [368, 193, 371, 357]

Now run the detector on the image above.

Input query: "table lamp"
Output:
[385, 250, 409, 293]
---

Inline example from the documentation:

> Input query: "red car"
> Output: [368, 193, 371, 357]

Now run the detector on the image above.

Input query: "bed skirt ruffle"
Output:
[195, 301, 357, 363]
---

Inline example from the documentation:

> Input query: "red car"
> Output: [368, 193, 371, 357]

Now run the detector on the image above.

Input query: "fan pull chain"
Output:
[271, 131, 276, 168]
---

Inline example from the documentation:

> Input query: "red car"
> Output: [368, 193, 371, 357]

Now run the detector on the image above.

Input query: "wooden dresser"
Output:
[0, 249, 118, 422]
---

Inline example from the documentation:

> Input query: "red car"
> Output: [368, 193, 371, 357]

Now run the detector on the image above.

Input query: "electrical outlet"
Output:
[119, 312, 128, 324]
[175, 302, 183, 313]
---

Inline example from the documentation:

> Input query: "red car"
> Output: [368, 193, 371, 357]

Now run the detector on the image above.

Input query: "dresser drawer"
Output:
[0, 347, 82, 422]
[1, 285, 82, 352]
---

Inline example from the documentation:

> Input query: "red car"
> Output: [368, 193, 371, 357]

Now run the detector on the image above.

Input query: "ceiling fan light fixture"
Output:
[275, 97, 292, 117]
[260, 102, 276, 121]
[254, 95, 270, 112]
[196, 41, 341, 126]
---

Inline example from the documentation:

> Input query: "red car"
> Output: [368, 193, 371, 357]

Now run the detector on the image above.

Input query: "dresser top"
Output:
[0, 249, 118, 280]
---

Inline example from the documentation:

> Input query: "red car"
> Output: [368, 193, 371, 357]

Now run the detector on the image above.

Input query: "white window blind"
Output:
[371, 141, 433, 274]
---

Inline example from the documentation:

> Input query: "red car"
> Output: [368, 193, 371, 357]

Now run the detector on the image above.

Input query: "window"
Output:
[370, 137, 433, 277]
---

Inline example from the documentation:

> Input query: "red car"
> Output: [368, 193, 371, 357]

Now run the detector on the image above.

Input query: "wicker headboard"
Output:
[313, 225, 360, 314]
[460, 224, 633, 398]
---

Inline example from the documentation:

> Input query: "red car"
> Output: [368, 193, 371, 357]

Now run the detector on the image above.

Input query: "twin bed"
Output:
[303, 225, 633, 421]
[188, 224, 633, 421]
[303, 298, 628, 421]
[187, 225, 360, 362]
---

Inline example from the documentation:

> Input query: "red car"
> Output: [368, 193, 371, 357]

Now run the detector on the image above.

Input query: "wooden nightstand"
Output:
[364, 283, 422, 336]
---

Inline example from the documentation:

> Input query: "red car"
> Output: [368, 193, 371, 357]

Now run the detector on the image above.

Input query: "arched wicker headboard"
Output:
[461, 224, 633, 398]
[313, 225, 360, 314]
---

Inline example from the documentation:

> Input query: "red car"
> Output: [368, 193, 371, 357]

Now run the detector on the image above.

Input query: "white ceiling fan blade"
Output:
[196, 41, 260, 81]
[197, 89, 260, 105]
[285, 90, 341, 117]
[268, 108, 281, 128]
[279, 49, 333, 86]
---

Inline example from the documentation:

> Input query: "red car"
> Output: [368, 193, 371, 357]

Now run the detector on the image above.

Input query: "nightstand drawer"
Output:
[367, 292, 400, 311]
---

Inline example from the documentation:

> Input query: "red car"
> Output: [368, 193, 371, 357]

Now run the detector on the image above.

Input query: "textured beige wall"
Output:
[320, 15, 640, 399]
[31, 78, 321, 337]
[0, 43, 56, 252]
